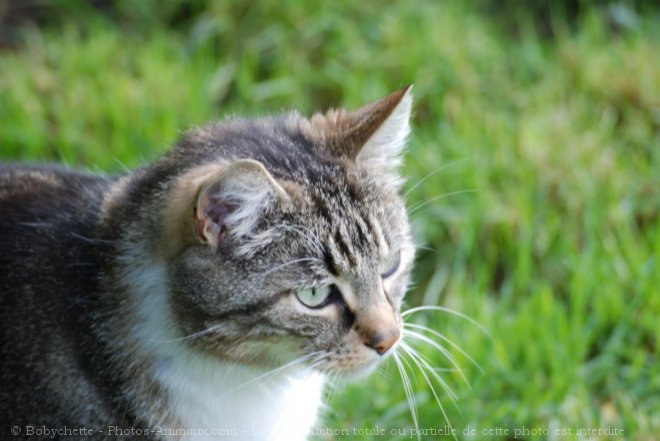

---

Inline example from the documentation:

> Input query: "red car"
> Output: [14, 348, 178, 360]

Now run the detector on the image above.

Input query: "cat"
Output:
[0, 86, 416, 441]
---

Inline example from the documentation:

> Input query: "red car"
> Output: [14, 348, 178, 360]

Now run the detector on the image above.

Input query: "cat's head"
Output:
[160, 87, 415, 377]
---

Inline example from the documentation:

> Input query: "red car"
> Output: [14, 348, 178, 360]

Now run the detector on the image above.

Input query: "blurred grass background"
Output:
[0, 0, 658, 440]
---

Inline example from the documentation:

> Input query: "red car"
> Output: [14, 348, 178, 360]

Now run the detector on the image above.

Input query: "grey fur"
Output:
[0, 87, 415, 440]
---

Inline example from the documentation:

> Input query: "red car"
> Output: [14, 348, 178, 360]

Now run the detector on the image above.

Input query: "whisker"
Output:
[392, 351, 421, 441]
[150, 324, 225, 344]
[263, 257, 324, 275]
[418, 354, 466, 426]
[375, 357, 396, 382]
[404, 322, 484, 373]
[70, 232, 118, 245]
[112, 157, 133, 173]
[404, 156, 475, 198]
[218, 351, 321, 398]
[398, 346, 420, 384]
[400, 343, 459, 441]
[324, 370, 342, 408]
[402, 329, 469, 388]
[401, 342, 459, 401]
[402, 305, 491, 339]
[401, 342, 464, 415]
[306, 359, 327, 372]
[414, 244, 440, 256]
[408, 189, 477, 215]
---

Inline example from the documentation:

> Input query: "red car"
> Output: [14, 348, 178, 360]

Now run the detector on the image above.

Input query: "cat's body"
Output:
[0, 88, 415, 440]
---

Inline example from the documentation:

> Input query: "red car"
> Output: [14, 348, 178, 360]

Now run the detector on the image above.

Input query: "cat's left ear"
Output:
[194, 160, 289, 249]
[351, 85, 413, 172]
[308, 85, 413, 174]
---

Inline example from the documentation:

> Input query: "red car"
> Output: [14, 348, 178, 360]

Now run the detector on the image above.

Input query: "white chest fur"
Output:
[157, 354, 325, 441]
[126, 260, 325, 441]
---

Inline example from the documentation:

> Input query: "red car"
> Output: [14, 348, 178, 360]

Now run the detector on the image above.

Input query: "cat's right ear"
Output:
[194, 160, 289, 249]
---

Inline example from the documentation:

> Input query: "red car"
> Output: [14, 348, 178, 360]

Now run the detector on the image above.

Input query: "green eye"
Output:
[381, 250, 401, 279]
[295, 285, 332, 308]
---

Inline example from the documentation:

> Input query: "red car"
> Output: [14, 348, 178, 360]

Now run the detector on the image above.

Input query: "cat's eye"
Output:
[381, 250, 401, 279]
[295, 285, 333, 309]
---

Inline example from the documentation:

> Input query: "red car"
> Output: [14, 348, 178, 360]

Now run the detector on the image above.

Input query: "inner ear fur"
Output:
[195, 160, 289, 248]
[160, 160, 289, 257]
[305, 85, 413, 163]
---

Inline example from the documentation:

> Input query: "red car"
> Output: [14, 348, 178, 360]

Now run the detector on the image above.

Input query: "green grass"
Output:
[1, 1, 658, 440]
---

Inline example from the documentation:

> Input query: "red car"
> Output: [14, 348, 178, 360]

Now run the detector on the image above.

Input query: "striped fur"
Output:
[0, 87, 415, 440]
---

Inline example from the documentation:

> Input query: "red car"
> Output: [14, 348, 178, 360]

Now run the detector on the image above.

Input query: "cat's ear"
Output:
[351, 85, 413, 171]
[194, 159, 289, 248]
[308, 85, 413, 173]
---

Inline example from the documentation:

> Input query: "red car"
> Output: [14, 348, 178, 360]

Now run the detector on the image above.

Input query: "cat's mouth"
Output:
[312, 342, 398, 379]
[338, 360, 382, 380]
[186, 318, 402, 378]
[302, 320, 403, 378]
[318, 358, 384, 382]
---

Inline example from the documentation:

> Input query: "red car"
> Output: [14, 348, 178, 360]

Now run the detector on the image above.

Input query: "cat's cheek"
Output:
[333, 361, 381, 383]
[238, 338, 303, 365]
[325, 330, 384, 376]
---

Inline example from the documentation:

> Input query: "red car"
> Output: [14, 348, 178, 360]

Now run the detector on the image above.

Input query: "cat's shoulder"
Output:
[0, 163, 113, 230]
[0, 163, 108, 195]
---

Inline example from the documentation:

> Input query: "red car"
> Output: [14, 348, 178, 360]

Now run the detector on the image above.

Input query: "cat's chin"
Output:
[338, 366, 379, 383]
[323, 359, 382, 384]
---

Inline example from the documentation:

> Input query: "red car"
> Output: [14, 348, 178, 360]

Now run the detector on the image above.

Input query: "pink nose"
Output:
[365, 330, 400, 355]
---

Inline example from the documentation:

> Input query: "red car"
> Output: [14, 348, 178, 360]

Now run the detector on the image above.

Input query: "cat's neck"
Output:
[154, 352, 325, 441]
[120, 256, 326, 441]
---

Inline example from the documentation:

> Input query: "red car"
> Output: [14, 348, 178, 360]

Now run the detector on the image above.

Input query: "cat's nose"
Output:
[358, 301, 400, 355]
[364, 329, 400, 355]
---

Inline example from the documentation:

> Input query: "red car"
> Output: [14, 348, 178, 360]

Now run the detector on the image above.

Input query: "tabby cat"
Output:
[0, 87, 416, 440]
